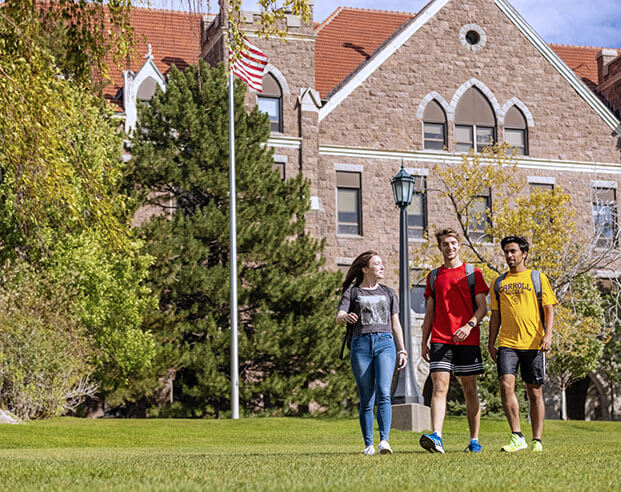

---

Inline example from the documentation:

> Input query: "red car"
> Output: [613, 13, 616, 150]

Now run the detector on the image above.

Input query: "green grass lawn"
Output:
[0, 416, 619, 491]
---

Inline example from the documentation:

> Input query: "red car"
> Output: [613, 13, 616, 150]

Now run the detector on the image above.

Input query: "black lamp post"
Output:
[391, 164, 424, 404]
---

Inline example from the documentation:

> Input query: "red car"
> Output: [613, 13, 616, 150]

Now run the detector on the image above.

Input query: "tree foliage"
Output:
[0, 4, 157, 417]
[0, 5, 131, 253]
[45, 232, 156, 397]
[123, 61, 354, 417]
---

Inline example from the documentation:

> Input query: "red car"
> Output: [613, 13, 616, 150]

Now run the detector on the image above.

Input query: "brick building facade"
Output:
[108, 0, 621, 420]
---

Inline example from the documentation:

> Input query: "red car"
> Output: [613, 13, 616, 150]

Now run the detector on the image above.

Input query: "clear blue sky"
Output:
[149, 0, 621, 48]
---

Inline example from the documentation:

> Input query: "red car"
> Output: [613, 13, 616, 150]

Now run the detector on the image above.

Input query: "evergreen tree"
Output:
[125, 61, 354, 417]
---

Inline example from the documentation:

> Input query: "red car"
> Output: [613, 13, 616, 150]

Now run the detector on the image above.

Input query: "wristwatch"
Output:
[467, 321, 476, 328]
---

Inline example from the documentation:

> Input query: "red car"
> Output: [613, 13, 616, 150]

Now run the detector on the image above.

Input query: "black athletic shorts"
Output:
[497, 346, 545, 385]
[429, 343, 484, 376]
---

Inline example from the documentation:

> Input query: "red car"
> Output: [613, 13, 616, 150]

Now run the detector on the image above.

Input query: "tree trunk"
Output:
[561, 384, 568, 420]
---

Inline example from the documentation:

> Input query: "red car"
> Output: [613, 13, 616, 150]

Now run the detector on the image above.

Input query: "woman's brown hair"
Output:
[342, 250, 379, 293]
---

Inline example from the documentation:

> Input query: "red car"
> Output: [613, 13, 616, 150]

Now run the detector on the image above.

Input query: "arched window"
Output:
[455, 87, 496, 153]
[505, 106, 528, 156]
[136, 76, 158, 101]
[258, 73, 283, 133]
[423, 100, 447, 150]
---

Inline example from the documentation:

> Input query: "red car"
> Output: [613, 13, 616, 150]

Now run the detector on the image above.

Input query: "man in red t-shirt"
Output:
[419, 228, 489, 454]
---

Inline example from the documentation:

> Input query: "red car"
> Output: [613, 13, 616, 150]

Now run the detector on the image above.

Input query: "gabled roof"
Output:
[314, 7, 414, 99]
[103, 8, 206, 106]
[314, 0, 620, 134]
[549, 44, 611, 90]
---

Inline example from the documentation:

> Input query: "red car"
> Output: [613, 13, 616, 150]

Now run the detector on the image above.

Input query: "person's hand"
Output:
[488, 344, 497, 362]
[343, 312, 358, 324]
[421, 343, 430, 363]
[397, 351, 408, 370]
[540, 333, 552, 352]
[453, 323, 472, 343]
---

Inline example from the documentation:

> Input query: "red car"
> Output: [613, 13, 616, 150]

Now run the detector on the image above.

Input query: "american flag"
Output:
[229, 37, 269, 93]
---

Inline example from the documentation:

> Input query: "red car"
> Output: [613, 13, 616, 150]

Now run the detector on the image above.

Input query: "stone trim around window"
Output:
[263, 64, 291, 96]
[500, 97, 535, 127]
[447, 78, 502, 123]
[528, 176, 556, 185]
[459, 24, 487, 52]
[416, 91, 450, 120]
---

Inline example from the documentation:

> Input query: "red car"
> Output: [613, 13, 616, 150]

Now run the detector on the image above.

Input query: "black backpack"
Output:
[493, 270, 544, 324]
[428, 263, 477, 313]
[339, 286, 359, 359]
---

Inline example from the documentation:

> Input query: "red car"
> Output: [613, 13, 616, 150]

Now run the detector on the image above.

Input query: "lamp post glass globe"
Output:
[391, 166, 415, 208]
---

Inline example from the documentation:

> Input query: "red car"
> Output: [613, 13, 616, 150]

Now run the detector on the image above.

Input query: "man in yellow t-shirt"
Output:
[489, 236, 557, 453]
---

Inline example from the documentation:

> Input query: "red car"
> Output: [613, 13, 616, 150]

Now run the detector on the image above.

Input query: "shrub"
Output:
[0, 261, 94, 419]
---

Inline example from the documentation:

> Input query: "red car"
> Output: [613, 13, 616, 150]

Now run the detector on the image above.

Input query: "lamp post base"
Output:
[391, 403, 431, 432]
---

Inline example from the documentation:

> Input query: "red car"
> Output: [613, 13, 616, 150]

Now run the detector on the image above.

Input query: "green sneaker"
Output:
[530, 440, 543, 452]
[501, 433, 527, 452]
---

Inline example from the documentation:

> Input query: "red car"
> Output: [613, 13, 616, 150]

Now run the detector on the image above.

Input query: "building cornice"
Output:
[318, 145, 621, 175]
[245, 32, 316, 43]
[266, 136, 303, 148]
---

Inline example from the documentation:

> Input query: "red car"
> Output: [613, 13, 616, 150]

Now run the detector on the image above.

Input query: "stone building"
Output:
[106, 0, 621, 420]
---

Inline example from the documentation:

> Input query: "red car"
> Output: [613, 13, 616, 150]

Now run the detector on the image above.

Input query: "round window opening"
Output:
[465, 30, 480, 45]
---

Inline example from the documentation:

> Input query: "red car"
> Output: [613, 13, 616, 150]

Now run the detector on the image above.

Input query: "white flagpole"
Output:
[228, 68, 239, 420]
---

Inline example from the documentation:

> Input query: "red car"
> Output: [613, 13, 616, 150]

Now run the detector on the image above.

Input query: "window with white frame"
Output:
[407, 176, 427, 239]
[505, 106, 528, 156]
[258, 73, 283, 133]
[592, 187, 618, 248]
[423, 100, 447, 150]
[467, 187, 492, 242]
[336, 171, 362, 235]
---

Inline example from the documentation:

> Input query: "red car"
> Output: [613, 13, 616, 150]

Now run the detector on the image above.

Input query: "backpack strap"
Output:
[429, 268, 439, 300]
[464, 263, 477, 314]
[494, 272, 509, 321]
[340, 286, 358, 359]
[530, 270, 545, 326]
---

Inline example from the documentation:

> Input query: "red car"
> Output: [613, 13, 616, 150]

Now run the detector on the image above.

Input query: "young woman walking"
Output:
[336, 251, 408, 455]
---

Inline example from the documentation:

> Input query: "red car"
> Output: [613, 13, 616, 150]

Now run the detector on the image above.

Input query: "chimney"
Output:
[597, 48, 619, 84]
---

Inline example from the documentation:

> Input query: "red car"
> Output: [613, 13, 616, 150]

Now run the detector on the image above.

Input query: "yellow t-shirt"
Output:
[490, 270, 558, 350]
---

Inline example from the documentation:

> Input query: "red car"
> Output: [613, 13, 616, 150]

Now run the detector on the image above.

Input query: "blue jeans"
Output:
[350, 332, 396, 446]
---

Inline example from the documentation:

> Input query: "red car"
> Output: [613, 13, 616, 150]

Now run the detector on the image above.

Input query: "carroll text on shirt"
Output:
[499, 282, 532, 296]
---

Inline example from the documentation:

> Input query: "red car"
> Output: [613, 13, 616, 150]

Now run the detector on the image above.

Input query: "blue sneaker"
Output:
[419, 432, 445, 454]
[465, 440, 482, 453]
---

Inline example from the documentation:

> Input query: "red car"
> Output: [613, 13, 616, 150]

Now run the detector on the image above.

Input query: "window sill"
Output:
[336, 234, 364, 240]
[422, 148, 450, 154]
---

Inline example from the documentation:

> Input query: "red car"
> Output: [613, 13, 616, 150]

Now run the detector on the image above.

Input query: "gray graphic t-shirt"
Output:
[338, 284, 399, 337]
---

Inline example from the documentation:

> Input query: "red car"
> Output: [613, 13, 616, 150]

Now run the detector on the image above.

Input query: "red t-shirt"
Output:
[424, 264, 489, 345]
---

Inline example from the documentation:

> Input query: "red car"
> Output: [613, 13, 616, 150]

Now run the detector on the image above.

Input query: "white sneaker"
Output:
[363, 445, 376, 455]
[378, 440, 393, 455]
